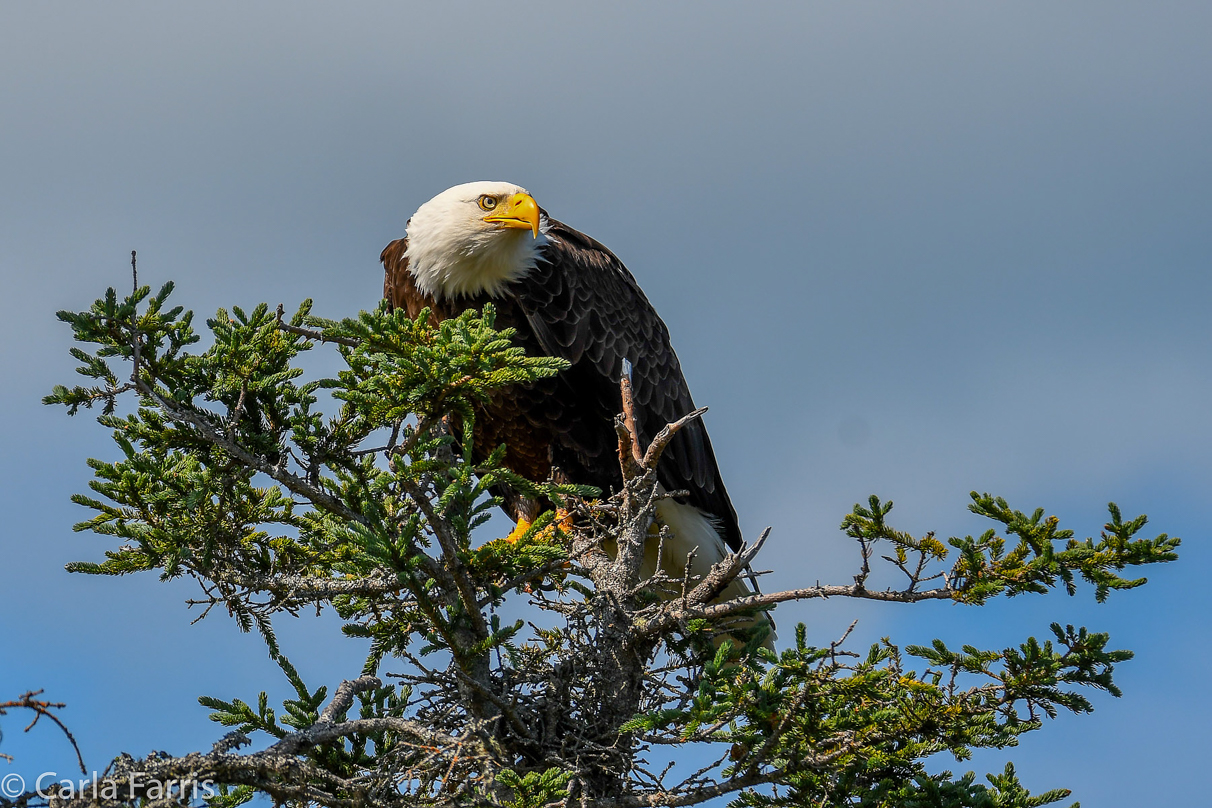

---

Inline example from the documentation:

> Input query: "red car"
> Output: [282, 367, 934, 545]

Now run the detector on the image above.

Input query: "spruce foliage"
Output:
[26, 279, 1179, 808]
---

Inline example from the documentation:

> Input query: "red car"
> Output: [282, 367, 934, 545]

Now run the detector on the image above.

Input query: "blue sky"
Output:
[1, 2, 1209, 804]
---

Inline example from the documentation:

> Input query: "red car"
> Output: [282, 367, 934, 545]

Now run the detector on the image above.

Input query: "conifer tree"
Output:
[21, 271, 1179, 808]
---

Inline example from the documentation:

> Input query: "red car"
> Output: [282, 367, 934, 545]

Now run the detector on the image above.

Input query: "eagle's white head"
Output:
[404, 181, 548, 299]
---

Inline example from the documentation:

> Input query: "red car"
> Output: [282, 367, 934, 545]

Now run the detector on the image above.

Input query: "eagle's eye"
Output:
[477, 195, 498, 211]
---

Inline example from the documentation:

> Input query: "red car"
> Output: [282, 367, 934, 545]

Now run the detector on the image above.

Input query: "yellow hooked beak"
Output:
[483, 192, 541, 238]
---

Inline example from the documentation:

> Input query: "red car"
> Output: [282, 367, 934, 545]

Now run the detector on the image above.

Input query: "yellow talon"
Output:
[502, 518, 534, 544]
[499, 510, 575, 545]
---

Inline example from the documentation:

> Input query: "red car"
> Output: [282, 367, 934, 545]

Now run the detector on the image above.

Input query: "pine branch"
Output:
[40, 276, 1173, 808]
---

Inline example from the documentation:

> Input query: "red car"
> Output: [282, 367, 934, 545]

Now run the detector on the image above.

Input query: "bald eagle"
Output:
[381, 181, 755, 606]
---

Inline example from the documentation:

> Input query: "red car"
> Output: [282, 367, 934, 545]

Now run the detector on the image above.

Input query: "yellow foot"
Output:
[554, 508, 574, 534]
[500, 510, 574, 544]
[502, 518, 534, 544]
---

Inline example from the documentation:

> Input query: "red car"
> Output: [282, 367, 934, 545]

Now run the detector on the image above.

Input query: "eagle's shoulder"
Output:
[381, 236, 445, 320]
[539, 218, 646, 291]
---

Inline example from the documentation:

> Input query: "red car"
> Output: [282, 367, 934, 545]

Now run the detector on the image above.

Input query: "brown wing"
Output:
[509, 220, 743, 551]
[379, 236, 554, 520]
[381, 237, 442, 319]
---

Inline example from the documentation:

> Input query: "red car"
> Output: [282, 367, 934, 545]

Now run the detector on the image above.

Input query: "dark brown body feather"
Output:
[381, 220, 742, 551]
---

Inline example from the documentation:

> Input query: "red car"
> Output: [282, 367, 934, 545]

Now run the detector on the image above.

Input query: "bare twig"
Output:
[684, 527, 772, 607]
[129, 251, 141, 389]
[275, 303, 359, 346]
[0, 690, 86, 774]
[642, 407, 707, 471]
[642, 581, 954, 638]
[619, 358, 644, 466]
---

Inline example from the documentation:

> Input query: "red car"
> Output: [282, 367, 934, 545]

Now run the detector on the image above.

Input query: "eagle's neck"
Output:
[405, 222, 550, 300]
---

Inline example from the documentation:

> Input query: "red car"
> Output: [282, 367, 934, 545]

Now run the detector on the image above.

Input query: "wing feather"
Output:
[511, 220, 742, 550]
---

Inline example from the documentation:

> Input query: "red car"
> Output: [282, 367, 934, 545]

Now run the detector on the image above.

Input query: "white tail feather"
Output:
[650, 497, 775, 649]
